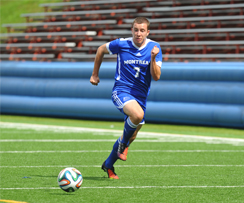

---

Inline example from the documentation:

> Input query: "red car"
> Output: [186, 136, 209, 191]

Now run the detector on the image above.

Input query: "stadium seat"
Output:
[143, 3, 244, 13]
[21, 8, 137, 23]
[0, 32, 115, 44]
[1, 0, 243, 62]
[39, 0, 157, 12]
[61, 53, 116, 61]
[0, 54, 55, 61]
[2, 19, 117, 33]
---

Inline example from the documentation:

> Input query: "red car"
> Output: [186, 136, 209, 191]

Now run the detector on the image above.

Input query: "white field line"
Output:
[1, 165, 244, 168]
[1, 121, 244, 146]
[1, 150, 244, 153]
[0, 139, 117, 142]
[1, 185, 244, 190]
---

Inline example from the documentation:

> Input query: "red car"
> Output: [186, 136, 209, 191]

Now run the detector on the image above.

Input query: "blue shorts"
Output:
[111, 91, 146, 124]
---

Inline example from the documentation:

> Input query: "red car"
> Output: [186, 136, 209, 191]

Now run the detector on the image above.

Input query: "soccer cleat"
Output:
[123, 146, 129, 159]
[101, 161, 119, 179]
[117, 142, 128, 161]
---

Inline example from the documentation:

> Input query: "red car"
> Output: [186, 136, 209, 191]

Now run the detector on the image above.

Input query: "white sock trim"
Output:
[127, 117, 138, 129]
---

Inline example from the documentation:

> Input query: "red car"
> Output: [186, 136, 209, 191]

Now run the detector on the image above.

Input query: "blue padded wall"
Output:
[1, 61, 244, 128]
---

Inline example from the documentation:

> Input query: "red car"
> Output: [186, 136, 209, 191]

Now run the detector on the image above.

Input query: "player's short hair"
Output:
[132, 17, 150, 30]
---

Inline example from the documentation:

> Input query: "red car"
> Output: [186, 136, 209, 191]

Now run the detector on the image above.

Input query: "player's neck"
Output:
[133, 38, 146, 48]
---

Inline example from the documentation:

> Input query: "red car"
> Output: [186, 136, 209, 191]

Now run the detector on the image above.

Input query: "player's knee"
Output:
[131, 111, 144, 124]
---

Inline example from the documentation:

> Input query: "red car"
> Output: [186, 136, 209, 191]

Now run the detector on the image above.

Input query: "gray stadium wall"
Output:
[1, 61, 244, 128]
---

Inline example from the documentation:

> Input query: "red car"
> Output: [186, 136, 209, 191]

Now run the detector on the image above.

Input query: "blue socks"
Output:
[121, 117, 138, 145]
[105, 137, 120, 168]
[105, 117, 138, 169]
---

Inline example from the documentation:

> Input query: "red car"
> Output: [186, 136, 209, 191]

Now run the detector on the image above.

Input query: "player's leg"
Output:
[121, 124, 142, 160]
[102, 124, 142, 179]
[103, 124, 141, 166]
[102, 92, 144, 178]
[128, 124, 142, 145]
[117, 100, 144, 160]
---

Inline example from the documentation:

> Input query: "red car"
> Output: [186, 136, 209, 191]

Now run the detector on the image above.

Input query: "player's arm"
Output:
[90, 43, 109, 86]
[150, 46, 161, 81]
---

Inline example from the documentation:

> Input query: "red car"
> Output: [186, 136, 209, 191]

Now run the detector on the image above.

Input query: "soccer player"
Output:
[90, 17, 162, 179]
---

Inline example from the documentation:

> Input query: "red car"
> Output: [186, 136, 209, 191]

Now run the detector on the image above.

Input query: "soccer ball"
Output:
[57, 167, 83, 192]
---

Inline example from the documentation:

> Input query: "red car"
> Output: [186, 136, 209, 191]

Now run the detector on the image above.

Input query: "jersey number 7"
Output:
[134, 67, 140, 78]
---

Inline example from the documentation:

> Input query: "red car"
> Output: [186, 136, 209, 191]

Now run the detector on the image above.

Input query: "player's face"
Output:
[131, 23, 150, 47]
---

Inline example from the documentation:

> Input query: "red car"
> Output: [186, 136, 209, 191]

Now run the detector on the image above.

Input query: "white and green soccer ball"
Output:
[57, 167, 83, 192]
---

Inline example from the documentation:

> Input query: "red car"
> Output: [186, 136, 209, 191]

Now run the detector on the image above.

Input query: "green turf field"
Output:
[0, 115, 244, 203]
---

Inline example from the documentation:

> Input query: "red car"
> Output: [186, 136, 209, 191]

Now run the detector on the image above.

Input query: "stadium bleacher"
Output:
[0, 0, 243, 62]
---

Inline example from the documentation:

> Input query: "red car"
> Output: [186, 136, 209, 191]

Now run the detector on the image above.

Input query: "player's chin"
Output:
[136, 39, 142, 43]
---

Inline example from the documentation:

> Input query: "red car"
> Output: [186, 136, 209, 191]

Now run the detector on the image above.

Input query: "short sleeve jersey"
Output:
[106, 37, 162, 101]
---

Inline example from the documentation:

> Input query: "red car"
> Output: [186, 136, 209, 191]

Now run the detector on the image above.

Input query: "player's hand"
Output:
[151, 46, 159, 58]
[90, 75, 100, 86]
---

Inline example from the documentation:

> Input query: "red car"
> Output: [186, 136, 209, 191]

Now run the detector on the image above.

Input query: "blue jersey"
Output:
[106, 37, 162, 102]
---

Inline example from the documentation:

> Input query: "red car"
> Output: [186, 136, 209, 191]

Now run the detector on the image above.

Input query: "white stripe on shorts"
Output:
[112, 91, 124, 109]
